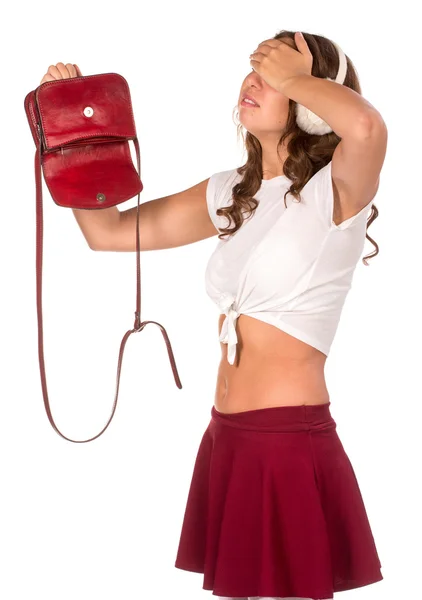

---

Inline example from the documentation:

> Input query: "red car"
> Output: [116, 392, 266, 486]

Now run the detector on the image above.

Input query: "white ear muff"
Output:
[295, 41, 348, 135]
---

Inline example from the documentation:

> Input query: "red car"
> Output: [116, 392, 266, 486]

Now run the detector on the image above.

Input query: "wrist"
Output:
[278, 73, 313, 96]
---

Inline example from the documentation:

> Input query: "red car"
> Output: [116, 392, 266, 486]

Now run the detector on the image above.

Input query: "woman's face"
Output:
[237, 37, 295, 138]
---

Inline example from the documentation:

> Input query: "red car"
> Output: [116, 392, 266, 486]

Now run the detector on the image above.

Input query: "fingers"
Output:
[46, 64, 63, 80]
[65, 63, 77, 77]
[40, 61, 83, 85]
[47, 62, 75, 80]
[40, 73, 56, 84]
[55, 62, 70, 78]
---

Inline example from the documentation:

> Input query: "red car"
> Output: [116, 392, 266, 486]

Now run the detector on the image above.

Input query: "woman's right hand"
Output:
[39, 62, 82, 85]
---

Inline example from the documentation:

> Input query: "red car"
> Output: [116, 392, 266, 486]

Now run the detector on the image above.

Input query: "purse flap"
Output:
[36, 73, 137, 150]
[42, 139, 143, 209]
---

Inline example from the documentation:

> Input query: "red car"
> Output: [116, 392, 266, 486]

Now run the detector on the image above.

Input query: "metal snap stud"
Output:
[84, 106, 94, 117]
[96, 193, 106, 202]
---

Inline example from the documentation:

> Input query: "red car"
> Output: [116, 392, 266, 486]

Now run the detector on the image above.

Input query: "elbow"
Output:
[89, 241, 113, 252]
[355, 109, 388, 140]
[87, 239, 100, 251]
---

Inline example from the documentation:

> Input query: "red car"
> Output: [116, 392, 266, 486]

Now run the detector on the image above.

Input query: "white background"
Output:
[0, 1, 420, 598]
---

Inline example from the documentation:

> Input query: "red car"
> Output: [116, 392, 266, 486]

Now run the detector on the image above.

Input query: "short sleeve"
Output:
[305, 160, 376, 231]
[206, 169, 239, 233]
[206, 173, 221, 232]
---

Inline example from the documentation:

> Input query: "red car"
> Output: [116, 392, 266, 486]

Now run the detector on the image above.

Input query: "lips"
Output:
[242, 94, 260, 107]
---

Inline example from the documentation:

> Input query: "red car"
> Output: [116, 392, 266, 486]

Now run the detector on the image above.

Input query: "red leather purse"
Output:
[24, 72, 182, 444]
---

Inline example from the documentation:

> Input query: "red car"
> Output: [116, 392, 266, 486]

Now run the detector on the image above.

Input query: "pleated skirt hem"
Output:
[174, 401, 383, 599]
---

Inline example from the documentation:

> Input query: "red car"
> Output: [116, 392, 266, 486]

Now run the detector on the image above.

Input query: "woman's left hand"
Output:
[249, 32, 313, 93]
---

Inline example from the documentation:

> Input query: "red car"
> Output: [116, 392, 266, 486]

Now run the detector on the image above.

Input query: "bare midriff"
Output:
[214, 313, 330, 414]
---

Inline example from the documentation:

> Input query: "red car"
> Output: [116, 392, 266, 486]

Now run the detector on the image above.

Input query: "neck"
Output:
[258, 132, 291, 179]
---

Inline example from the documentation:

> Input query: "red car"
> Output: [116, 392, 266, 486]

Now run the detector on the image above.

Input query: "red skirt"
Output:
[174, 401, 383, 599]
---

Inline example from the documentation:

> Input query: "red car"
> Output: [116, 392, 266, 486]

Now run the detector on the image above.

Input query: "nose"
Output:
[241, 73, 261, 98]
[247, 70, 261, 85]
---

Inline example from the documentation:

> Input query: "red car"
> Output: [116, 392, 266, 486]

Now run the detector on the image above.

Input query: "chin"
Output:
[239, 117, 262, 135]
[238, 114, 258, 130]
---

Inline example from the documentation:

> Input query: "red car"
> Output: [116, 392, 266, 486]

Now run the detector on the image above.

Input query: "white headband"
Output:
[331, 41, 348, 85]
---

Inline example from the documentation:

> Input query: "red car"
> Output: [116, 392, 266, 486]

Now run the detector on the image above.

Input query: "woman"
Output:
[40, 28, 387, 600]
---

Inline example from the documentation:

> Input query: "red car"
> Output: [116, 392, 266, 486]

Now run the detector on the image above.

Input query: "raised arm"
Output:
[73, 176, 219, 252]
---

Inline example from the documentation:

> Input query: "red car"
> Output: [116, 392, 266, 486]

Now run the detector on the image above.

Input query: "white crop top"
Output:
[204, 160, 377, 364]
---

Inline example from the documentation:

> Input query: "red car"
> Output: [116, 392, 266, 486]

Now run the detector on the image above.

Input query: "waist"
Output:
[215, 349, 329, 414]
[211, 401, 335, 433]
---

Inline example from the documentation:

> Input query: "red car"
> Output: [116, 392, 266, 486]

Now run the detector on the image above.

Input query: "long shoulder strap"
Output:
[34, 136, 182, 443]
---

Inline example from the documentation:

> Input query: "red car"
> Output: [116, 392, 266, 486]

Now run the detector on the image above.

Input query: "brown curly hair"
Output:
[216, 29, 379, 266]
